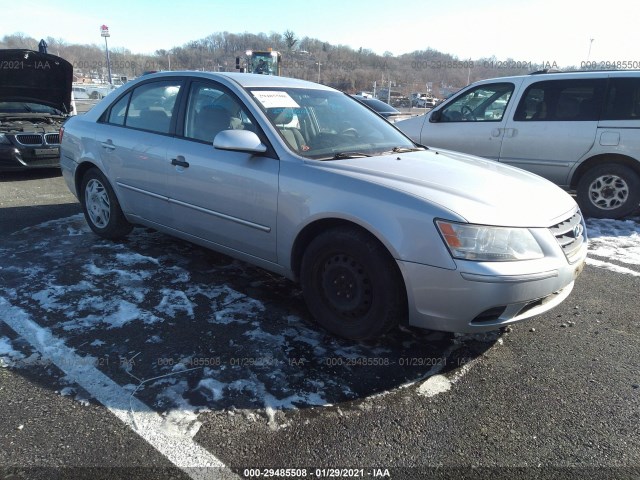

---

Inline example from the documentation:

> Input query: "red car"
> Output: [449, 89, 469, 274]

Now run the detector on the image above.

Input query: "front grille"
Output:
[15, 134, 43, 145]
[44, 133, 60, 144]
[549, 211, 586, 263]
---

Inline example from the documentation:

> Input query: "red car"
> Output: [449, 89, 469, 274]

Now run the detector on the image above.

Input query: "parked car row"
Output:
[60, 71, 587, 340]
[376, 89, 412, 108]
[395, 70, 640, 219]
[409, 92, 438, 108]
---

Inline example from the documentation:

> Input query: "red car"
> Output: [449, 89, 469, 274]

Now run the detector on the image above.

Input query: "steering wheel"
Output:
[461, 105, 476, 121]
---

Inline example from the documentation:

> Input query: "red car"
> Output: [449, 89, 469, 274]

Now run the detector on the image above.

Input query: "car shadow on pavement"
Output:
[0, 214, 497, 419]
[0, 168, 62, 182]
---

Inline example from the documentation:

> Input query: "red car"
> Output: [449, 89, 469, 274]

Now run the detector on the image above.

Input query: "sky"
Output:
[5, 0, 640, 68]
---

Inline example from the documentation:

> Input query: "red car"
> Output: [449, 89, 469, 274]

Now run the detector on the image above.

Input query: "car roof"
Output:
[135, 70, 335, 90]
[471, 69, 640, 86]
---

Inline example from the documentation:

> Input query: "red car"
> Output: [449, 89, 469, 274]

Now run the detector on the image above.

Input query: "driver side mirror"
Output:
[429, 109, 442, 123]
[213, 130, 267, 154]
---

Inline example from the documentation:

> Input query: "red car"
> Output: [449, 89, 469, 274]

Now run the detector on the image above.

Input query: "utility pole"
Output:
[100, 25, 112, 84]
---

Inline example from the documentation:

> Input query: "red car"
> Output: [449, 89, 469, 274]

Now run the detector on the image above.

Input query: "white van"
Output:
[72, 86, 90, 100]
[396, 70, 640, 218]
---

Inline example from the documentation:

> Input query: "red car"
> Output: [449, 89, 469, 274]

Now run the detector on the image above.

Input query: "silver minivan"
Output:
[396, 70, 640, 219]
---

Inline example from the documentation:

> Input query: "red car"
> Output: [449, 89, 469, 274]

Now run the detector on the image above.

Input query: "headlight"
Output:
[0, 134, 11, 145]
[436, 220, 544, 261]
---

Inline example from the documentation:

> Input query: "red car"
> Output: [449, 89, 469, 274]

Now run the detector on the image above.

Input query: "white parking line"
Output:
[0, 298, 238, 480]
[586, 257, 640, 277]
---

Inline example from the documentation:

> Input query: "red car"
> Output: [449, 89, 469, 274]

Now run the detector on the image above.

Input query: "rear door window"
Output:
[124, 81, 182, 134]
[602, 77, 640, 120]
[106, 93, 130, 126]
[514, 79, 606, 121]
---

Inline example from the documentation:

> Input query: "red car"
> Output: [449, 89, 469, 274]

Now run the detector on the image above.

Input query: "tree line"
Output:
[2, 30, 567, 98]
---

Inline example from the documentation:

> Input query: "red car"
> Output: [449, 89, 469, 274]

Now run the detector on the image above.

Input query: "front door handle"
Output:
[171, 156, 189, 168]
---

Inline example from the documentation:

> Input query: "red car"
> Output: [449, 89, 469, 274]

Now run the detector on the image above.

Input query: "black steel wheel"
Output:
[300, 227, 406, 340]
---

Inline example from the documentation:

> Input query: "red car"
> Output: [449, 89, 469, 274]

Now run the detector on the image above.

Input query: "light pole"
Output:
[587, 38, 595, 62]
[316, 61, 322, 83]
[100, 25, 112, 84]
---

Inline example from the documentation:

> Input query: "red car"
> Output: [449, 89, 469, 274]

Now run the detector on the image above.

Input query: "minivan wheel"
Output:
[80, 168, 133, 239]
[300, 227, 406, 340]
[577, 164, 640, 219]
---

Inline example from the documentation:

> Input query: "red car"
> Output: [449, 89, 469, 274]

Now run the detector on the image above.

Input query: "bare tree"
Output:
[283, 30, 297, 52]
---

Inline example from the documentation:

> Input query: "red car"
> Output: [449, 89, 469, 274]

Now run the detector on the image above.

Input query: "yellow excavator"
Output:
[236, 49, 281, 76]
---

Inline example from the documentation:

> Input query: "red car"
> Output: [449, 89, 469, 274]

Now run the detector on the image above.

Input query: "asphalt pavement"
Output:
[0, 171, 638, 480]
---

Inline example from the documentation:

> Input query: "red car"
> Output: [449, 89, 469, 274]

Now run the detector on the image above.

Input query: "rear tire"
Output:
[300, 227, 406, 340]
[80, 168, 133, 239]
[576, 164, 640, 218]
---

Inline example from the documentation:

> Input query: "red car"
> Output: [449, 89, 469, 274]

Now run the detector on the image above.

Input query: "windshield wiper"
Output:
[389, 146, 426, 153]
[329, 152, 372, 160]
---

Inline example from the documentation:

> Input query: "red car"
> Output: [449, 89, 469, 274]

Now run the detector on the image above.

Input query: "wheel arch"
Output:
[571, 153, 640, 190]
[290, 217, 404, 285]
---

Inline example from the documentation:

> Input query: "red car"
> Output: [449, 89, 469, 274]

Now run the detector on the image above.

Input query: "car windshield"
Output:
[249, 88, 419, 160]
[0, 102, 62, 115]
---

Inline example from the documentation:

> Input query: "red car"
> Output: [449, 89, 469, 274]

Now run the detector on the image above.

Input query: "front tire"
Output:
[80, 168, 133, 239]
[576, 164, 640, 218]
[300, 227, 406, 340]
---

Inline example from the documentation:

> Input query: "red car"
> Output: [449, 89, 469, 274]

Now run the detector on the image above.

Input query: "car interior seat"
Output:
[266, 108, 307, 151]
[193, 105, 232, 143]
[132, 109, 170, 133]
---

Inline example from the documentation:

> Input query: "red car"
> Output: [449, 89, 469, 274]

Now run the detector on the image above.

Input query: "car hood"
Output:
[310, 148, 577, 227]
[0, 49, 73, 113]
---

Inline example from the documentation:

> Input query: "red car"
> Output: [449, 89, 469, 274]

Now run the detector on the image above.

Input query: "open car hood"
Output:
[0, 49, 73, 113]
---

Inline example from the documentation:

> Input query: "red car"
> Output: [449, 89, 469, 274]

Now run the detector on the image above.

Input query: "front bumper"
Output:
[0, 144, 60, 171]
[398, 244, 587, 333]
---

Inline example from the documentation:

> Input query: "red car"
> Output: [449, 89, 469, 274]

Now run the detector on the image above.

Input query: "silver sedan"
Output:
[60, 72, 587, 340]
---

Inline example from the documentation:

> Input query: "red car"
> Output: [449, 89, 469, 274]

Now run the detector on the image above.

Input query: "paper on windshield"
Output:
[252, 91, 300, 109]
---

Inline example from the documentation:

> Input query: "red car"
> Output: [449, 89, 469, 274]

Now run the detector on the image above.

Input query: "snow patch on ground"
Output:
[417, 375, 452, 397]
[0, 336, 25, 368]
[586, 218, 640, 275]
[154, 380, 203, 438]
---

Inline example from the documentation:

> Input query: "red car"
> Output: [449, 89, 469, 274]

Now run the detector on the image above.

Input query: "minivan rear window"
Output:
[514, 79, 606, 121]
[602, 78, 640, 120]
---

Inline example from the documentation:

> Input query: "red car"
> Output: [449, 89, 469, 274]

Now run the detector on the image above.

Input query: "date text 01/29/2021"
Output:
[243, 468, 391, 477]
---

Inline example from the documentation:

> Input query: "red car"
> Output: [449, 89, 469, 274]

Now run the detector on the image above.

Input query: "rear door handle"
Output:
[171, 156, 189, 168]
[101, 141, 116, 150]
